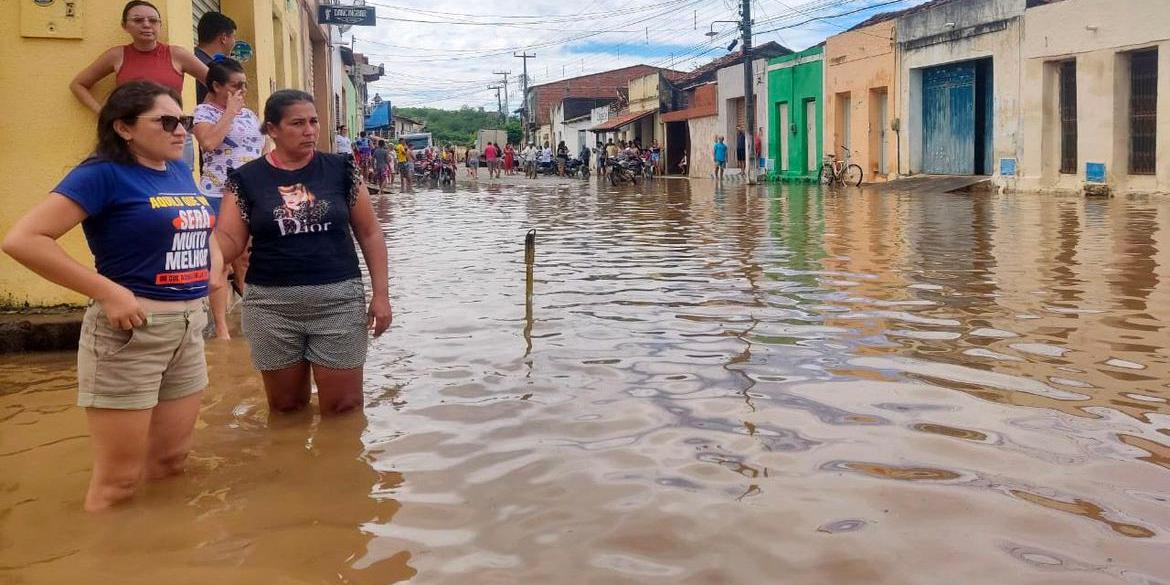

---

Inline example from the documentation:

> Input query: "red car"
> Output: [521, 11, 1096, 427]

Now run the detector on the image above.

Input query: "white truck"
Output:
[401, 132, 433, 156]
[476, 129, 508, 155]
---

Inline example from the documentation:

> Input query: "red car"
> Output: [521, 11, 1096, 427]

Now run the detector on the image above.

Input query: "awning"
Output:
[590, 109, 655, 132]
[364, 101, 390, 130]
[660, 104, 716, 123]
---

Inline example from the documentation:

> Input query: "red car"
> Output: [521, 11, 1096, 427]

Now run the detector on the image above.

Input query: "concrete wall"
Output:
[688, 115, 719, 178]
[0, 0, 322, 306]
[824, 19, 898, 181]
[526, 64, 664, 126]
[590, 105, 616, 146]
[716, 59, 769, 168]
[897, 0, 1025, 182]
[563, 118, 592, 154]
[1018, 0, 1170, 194]
[626, 73, 665, 147]
[551, 101, 565, 145]
[0, 0, 195, 306]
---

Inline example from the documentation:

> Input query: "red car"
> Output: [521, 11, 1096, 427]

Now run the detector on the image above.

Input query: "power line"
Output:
[754, 0, 914, 35]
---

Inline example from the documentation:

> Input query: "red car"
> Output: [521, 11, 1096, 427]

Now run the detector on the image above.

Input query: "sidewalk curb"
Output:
[0, 311, 83, 354]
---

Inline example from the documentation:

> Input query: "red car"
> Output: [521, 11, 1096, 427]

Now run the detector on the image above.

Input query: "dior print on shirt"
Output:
[273, 183, 332, 236]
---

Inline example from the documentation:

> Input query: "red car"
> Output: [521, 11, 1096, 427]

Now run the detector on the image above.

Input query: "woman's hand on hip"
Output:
[368, 295, 392, 337]
[96, 285, 147, 330]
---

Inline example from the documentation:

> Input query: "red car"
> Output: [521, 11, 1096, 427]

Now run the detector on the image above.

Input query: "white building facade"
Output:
[715, 59, 770, 171]
[1017, 0, 1169, 194]
[896, 0, 1025, 185]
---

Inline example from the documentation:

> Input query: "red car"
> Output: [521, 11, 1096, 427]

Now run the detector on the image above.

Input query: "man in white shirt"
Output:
[521, 143, 538, 178]
[335, 126, 352, 155]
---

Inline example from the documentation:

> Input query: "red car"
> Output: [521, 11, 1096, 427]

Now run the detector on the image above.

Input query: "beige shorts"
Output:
[77, 298, 209, 410]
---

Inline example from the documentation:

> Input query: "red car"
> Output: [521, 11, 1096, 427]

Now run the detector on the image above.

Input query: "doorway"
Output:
[871, 88, 889, 176]
[777, 102, 789, 172]
[805, 99, 818, 174]
[921, 58, 993, 175]
[665, 121, 688, 175]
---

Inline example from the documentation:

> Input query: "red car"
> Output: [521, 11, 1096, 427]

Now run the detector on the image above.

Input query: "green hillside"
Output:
[395, 106, 522, 147]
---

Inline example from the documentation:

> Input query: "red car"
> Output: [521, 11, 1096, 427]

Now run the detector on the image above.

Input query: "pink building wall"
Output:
[824, 19, 899, 182]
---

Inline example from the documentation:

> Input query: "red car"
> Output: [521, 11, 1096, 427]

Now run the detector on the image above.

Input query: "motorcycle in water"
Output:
[536, 160, 558, 176]
[607, 158, 638, 185]
[413, 159, 437, 187]
[565, 158, 587, 178]
[438, 160, 456, 186]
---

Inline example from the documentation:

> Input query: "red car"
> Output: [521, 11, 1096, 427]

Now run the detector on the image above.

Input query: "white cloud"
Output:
[351, 0, 927, 110]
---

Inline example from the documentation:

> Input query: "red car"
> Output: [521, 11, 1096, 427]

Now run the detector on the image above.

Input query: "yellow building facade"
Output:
[0, 0, 330, 307]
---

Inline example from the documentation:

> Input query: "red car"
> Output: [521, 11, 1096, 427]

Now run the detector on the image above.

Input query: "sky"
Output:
[350, 0, 929, 111]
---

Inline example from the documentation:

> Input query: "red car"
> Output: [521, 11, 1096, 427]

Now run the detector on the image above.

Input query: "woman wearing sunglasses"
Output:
[3, 81, 219, 512]
[193, 56, 263, 340]
[216, 90, 391, 417]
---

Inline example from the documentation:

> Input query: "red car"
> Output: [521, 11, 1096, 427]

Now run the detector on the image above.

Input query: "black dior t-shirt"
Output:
[227, 153, 362, 287]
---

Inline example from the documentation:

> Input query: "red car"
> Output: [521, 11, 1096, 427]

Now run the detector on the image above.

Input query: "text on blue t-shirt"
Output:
[53, 159, 215, 301]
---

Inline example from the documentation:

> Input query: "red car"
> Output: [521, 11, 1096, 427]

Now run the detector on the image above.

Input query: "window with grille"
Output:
[1059, 60, 1077, 174]
[1129, 49, 1157, 175]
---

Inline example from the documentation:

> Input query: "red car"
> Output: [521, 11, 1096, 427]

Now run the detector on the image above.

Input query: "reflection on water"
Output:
[3, 181, 1170, 584]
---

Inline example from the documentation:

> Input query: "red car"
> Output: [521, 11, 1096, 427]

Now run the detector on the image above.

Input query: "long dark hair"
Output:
[93, 80, 181, 165]
[263, 89, 315, 128]
[121, 0, 159, 22]
[205, 56, 245, 97]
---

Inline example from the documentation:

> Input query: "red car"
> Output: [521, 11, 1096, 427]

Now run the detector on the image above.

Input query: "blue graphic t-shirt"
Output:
[714, 142, 728, 162]
[54, 159, 215, 301]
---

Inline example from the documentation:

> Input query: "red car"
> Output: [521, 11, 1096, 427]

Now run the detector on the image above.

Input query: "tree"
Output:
[395, 106, 521, 146]
[506, 119, 523, 145]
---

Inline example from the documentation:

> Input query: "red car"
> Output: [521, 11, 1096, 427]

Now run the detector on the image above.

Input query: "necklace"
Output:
[268, 150, 314, 170]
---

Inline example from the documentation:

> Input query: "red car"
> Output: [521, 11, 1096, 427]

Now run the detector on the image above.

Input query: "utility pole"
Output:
[514, 52, 535, 144]
[493, 71, 510, 126]
[488, 85, 504, 125]
[741, 0, 756, 185]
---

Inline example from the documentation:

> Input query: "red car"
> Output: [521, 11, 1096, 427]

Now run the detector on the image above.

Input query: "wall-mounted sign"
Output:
[999, 158, 1016, 177]
[1086, 162, 1106, 183]
[318, 5, 376, 26]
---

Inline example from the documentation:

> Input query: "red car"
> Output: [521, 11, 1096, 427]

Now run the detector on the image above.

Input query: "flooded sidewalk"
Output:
[3, 179, 1169, 584]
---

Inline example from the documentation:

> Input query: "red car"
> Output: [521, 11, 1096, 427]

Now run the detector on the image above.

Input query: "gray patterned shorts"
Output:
[242, 277, 368, 371]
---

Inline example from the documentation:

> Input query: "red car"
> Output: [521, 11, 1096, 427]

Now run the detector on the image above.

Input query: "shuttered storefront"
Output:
[192, 0, 221, 41]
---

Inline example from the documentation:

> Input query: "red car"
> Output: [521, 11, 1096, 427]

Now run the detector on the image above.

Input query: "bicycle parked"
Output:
[819, 146, 863, 187]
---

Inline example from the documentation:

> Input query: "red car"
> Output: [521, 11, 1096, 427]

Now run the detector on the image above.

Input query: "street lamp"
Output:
[706, 21, 738, 39]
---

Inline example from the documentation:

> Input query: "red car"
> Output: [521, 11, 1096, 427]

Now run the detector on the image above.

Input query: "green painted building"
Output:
[766, 46, 824, 182]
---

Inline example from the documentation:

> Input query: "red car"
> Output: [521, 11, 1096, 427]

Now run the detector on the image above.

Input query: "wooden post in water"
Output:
[523, 229, 536, 357]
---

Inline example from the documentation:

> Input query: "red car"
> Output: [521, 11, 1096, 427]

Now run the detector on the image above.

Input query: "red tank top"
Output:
[116, 42, 184, 93]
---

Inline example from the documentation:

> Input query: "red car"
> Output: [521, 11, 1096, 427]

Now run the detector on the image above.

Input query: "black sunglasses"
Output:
[134, 115, 195, 133]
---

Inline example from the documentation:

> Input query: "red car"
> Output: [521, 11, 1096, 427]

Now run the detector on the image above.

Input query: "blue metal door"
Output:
[922, 62, 975, 175]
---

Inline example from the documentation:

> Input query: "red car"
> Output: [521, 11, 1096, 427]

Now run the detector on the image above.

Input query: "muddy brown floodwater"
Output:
[3, 179, 1170, 584]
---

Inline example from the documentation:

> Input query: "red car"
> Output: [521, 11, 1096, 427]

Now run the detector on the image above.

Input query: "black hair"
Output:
[121, 0, 159, 23]
[197, 12, 237, 44]
[263, 89, 315, 128]
[94, 81, 181, 165]
[360, 131, 367, 137]
[205, 57, 245, 96]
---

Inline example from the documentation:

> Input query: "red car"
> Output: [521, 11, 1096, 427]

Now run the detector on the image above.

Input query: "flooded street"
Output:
[3, 178, 1170, 584]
